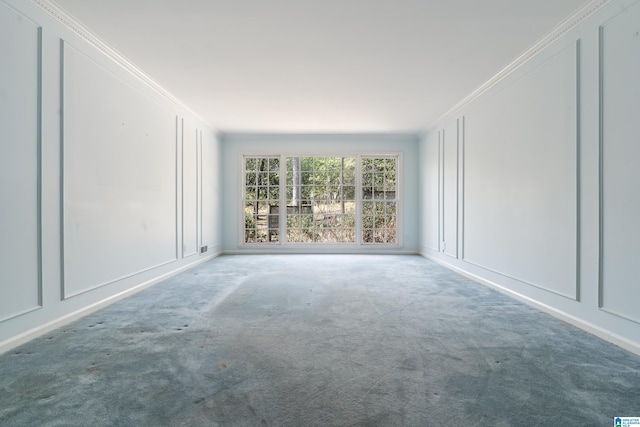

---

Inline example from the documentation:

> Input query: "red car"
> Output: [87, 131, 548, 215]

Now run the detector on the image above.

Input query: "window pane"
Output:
[361, 157, 398, 244]
[284, 156, 356, 244]
[243, 157, 280, 244]
[244, 154, 397, 246]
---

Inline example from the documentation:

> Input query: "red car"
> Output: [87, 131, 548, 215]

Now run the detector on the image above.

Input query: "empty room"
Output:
[1, 0, 640, 425]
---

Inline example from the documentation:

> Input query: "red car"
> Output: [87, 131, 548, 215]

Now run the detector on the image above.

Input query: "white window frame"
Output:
[360, 154, 402, 246]
[239, 152, 402, 248]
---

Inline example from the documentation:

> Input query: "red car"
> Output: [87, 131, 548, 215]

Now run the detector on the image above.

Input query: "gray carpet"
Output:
[1, 255, 639, 426]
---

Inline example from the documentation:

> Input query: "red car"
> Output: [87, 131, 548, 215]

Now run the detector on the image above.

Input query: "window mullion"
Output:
[355, 154, 362, 245]
[280, 155, 286, 245]
[242, 153, 397, 247]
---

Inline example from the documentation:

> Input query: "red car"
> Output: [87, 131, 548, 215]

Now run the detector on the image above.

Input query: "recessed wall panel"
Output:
[200, 132, 219, 250]
[182, 121, 198, 258]
[62, 43, 177, 297]
[442, 120, 458, 258]
[422, 132, 440, 251]
[464, 44, 578, 298]
[600, 4, 640, 321]
[0, 4, 41, 320]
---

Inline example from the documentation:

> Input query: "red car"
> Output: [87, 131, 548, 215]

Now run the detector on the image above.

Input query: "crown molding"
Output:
[424, 0, 613, 134]
[220, 132, 419, 143]
[31, 0, 216, 131]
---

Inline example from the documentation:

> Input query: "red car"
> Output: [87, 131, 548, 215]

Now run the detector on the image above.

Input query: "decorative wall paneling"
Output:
[200, 131, 219, 254]
[458, 118, 465, 261]
[462, 43, 579, 300]
[61, 42, 178, 298]
[598, 2, 640, 323]
[0, 0, 220, 353]
[181, 119, 199, 258]
[442, 120, 459, 259]
[421, 0, 640, 354]
[421, 132, 440, 252]
[0, 2, 42, 321]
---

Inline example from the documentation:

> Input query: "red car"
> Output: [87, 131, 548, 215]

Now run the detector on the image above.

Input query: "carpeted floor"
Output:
[0, 255, 639, 426]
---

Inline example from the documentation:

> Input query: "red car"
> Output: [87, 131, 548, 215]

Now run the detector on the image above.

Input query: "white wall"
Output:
[419, 0, 640, 354]
[4, 0, 638, 355]
[0, 0, 222, 352]
[221, 134, 419, 253]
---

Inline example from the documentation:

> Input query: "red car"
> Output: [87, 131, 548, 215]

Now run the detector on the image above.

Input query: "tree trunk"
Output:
[254, 158, 267, 215]
[340, 157, 345, 214]
[292, 157, 301, 209]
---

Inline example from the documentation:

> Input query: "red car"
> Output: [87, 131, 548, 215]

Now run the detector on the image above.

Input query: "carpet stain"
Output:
[2, 255, 640, 426]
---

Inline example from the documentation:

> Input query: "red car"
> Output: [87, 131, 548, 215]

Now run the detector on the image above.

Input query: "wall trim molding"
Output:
[597, 3, 640, 323]
[221, 133, 420, 143]
[442, 120, 459, 259]
[58, 38, 66, 301]
[62, 258, 178, 300]
[175, 116, 181, 261]
[574, 39, 582, 303]
[0, 253, 220, 356]
[59, 40, 180, 299]
[420, 252, 640, 357]
[600, 307, 640, 326]
[460, 258, 578, 301]
[0, 306, 42, 325]
[30, 0, 215, 130]
[456, 43, 581, 302]
[459, 116, 466, 261]
[597, 24, 605, 312]
[0, 4, 44, 318]
[437, 131, 442, 252]
[36, 24, 44, 309]
[223, 249, 420, 255]
[425, 0, 613, 132]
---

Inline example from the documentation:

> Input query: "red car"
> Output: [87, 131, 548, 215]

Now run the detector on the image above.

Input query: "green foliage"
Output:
[244, 157, 280, 203]
[244, 155, 398, 244]
[244, 211, 256, 240]
[286, 156, 357, 202]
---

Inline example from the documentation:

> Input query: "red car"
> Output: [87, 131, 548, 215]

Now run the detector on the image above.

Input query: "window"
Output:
[286, 157, 356, 243]
[361, 157, 398, 244]
[243, 157, 280, 243]
[242, 154, 399, 246]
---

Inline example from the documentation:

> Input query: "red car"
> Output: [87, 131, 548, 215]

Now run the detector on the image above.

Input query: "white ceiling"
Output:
[51, 0, 590, 134]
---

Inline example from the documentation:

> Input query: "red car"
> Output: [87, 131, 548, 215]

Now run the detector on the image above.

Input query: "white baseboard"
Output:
[419, 252, 640, 357]
[0, 253, 220, 356]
